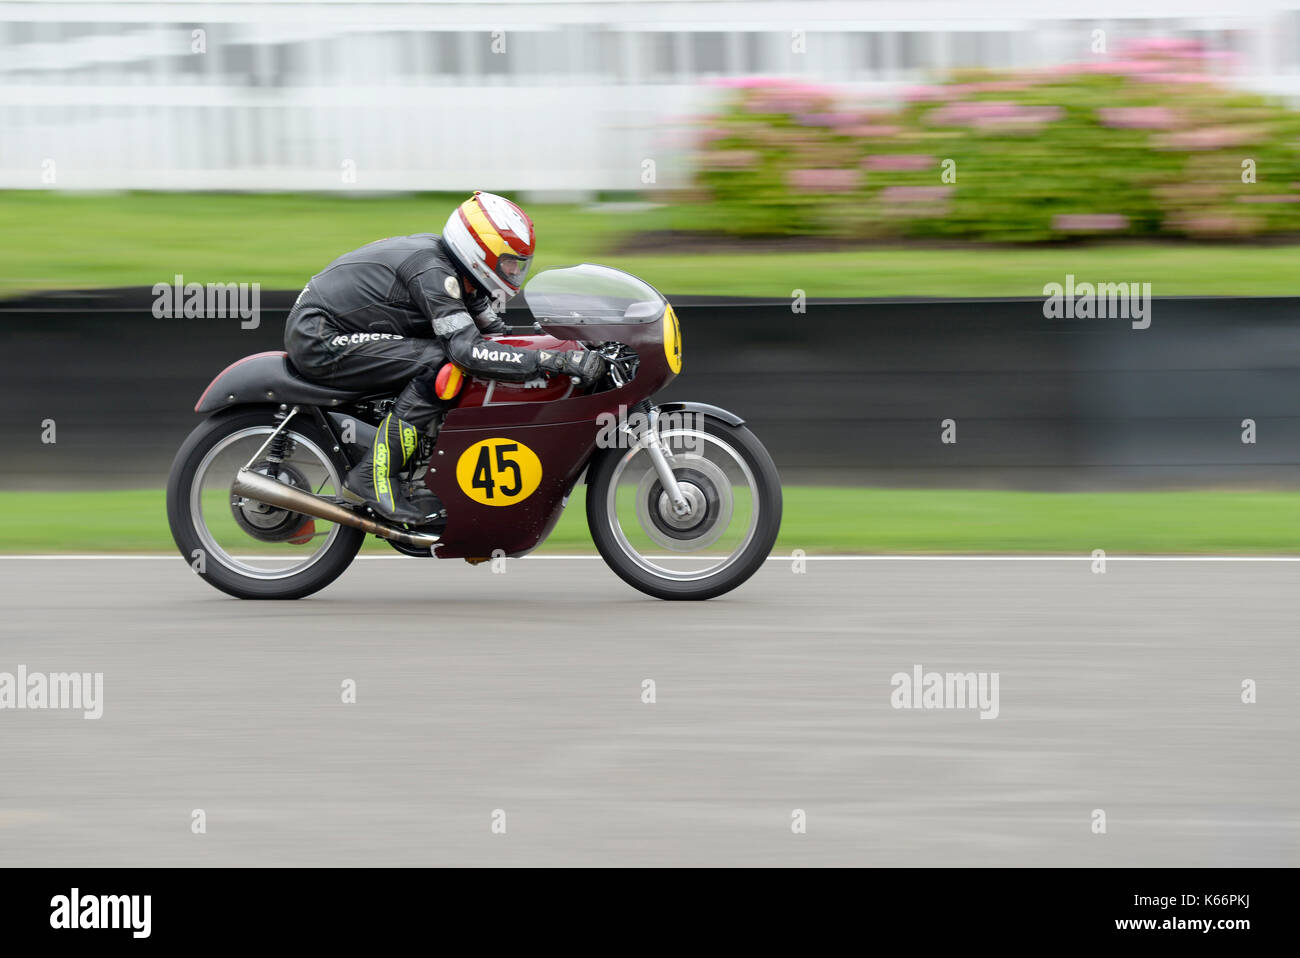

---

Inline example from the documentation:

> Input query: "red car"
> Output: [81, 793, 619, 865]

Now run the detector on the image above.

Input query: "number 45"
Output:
[471, 442, 523, 499]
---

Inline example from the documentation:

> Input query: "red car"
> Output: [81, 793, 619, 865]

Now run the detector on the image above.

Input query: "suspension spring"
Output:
[265, 421, 290, 479]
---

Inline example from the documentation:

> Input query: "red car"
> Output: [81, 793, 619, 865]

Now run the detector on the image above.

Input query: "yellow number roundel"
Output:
[455, 438, 543, 506]
[663, 304, 682, 374]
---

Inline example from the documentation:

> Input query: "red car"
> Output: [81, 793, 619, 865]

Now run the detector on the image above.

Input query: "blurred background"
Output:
[4, 0, 1300, 553]
[2, 0, 1300, 195]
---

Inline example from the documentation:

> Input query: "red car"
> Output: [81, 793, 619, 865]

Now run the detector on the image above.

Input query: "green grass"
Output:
[3, 191, 1300, 298]
[4, 486, 1299, 555]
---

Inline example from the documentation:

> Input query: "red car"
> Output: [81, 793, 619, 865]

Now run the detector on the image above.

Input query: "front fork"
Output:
[623, 403, 693, 519]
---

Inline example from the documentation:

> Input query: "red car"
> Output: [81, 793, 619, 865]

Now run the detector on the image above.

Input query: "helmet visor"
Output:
[496, 253, 532, 288]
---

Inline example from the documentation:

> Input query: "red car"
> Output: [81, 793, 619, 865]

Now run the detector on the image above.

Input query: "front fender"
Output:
[579, 401, 745, 484]
[656, 401, 745, 427]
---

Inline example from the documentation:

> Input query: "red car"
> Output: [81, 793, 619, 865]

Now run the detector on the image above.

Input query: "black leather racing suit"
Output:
[283, 233, 545, 435]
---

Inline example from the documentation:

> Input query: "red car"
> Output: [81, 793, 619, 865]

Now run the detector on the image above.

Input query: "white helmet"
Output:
[441, 191, 536, 302]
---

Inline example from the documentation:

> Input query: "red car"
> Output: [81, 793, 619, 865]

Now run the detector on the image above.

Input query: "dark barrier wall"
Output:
[2, 289, 1299, 489]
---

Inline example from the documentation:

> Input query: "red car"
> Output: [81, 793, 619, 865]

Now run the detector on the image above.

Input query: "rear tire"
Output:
[166, 408, 364, 599]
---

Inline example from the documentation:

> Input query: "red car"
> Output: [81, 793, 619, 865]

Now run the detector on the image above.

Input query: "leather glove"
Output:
[538, 348, 607, 387]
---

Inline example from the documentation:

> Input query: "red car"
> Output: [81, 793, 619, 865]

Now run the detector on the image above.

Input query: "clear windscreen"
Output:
[497, 253, 531, 286]
[523, 264, 666, 324]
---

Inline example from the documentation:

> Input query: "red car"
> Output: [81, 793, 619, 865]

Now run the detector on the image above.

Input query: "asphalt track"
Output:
[0, 556, 1295, 867]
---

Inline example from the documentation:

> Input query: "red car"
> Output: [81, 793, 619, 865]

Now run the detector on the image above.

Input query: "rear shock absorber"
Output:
[265, 406, 292, 480]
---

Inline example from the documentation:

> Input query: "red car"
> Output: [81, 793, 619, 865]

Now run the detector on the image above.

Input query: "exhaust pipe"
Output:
[231, 468, 441, 550]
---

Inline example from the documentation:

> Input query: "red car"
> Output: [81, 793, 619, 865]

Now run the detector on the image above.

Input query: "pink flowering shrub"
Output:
[679, 41, 1300, 241]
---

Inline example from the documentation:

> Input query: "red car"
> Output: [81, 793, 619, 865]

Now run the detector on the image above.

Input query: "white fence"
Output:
[2, 0, 1299, 193]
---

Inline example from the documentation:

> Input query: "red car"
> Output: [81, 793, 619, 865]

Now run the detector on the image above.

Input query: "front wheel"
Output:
[586, 414, 782, 600]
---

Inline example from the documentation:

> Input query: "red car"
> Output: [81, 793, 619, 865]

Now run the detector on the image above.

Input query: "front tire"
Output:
[586, 414, 782, 600]
[166, 408, 365, 599]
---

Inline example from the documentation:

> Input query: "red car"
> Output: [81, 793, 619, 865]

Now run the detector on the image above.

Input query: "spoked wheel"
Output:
[586, 414, 782, 600]
[166, 409, 364, 599]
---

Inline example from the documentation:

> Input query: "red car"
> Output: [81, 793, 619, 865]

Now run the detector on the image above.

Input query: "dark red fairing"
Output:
[427, 316, 676, 559]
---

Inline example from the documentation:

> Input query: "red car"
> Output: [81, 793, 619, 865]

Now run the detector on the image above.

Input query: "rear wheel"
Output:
[586, 415, 782, 600]
[166, 408, 365, 599]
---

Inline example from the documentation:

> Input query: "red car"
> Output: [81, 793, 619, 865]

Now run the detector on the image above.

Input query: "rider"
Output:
[284, 191, 606, 526]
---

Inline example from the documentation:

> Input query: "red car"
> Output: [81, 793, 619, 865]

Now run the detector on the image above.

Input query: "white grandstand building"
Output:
[1, 0, 1299, 192]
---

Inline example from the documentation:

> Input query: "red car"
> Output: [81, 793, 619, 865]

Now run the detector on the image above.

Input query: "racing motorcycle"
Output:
[166, 264, 782, 600]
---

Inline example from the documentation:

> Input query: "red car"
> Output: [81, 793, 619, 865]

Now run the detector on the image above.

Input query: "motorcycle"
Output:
[166, 264, 782, 600]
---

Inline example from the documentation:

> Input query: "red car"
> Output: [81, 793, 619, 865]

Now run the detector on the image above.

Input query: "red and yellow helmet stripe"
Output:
[456, 191, 535, 271]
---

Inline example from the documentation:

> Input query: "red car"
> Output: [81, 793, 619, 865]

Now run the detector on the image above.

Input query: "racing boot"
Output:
[343, 411, 443, 526]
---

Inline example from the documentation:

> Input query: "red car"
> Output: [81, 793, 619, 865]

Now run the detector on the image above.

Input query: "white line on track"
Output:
[3, 554, 1300, 562]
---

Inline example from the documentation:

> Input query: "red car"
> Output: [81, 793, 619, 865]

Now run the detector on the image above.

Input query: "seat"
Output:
[195, 351, 366, 413]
